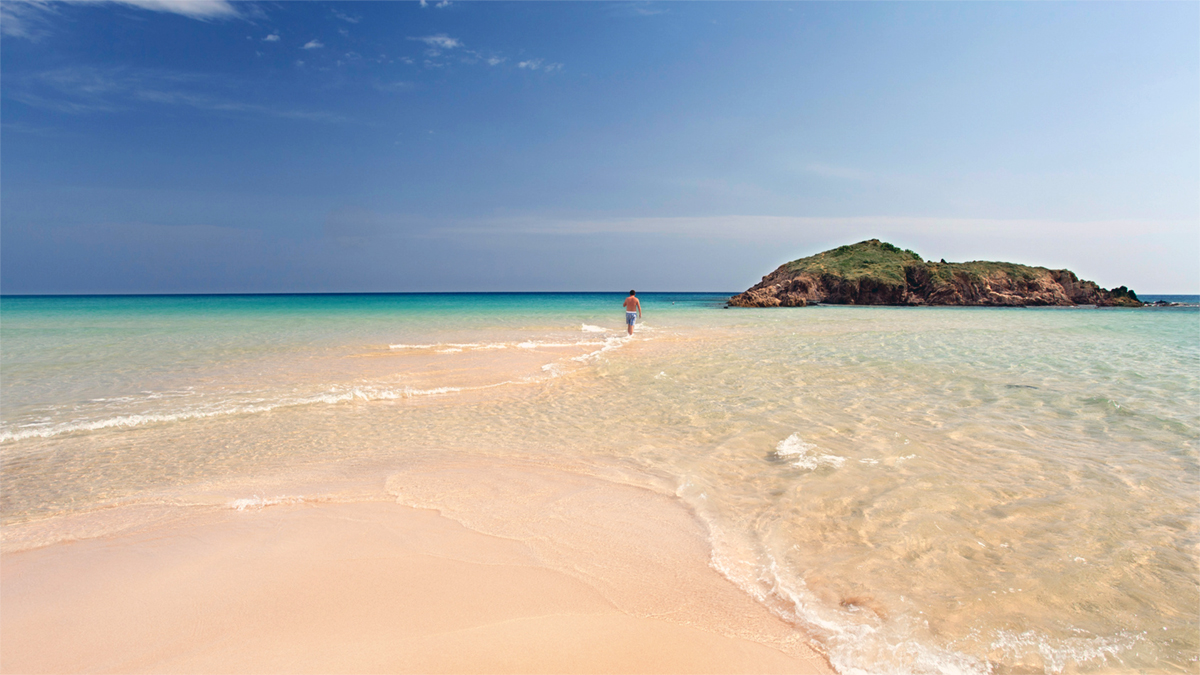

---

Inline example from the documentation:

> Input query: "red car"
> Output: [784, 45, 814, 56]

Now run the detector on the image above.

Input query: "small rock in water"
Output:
[1005, 384, 1039, 389]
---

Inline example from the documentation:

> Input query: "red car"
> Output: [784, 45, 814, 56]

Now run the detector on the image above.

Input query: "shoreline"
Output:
[1, 459, 833, 674]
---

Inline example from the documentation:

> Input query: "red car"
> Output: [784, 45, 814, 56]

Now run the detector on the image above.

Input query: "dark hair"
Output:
[629, 290, 636, 296]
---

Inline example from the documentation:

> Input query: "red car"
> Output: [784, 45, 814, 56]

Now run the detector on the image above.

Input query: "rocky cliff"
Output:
[728, 240, 1142, 308]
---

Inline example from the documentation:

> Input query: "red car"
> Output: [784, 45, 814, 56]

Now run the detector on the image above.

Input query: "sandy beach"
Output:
[3, 294, 1196, 672]
[1, 459, 832, 674]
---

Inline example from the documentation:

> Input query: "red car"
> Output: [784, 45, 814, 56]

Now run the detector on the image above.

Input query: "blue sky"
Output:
[2, 0, 1197, 293]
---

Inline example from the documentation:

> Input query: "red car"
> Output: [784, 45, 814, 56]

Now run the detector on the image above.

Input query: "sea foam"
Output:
[773, 433, 846, 469]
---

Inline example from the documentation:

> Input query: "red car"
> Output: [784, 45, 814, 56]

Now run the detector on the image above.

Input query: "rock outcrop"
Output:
[729, 240, 1142, 308]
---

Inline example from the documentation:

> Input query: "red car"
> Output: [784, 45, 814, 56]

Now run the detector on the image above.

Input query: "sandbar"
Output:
[1, 461, 831, 674]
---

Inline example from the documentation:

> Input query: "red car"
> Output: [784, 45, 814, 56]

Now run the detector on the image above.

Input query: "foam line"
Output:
[0, 383, 509, 443]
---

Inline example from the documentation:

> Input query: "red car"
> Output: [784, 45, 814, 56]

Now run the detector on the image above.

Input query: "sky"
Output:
[2, 0, 1197, 294]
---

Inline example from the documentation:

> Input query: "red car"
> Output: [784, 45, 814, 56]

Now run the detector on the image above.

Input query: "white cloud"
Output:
[518, 59, 563, 72]
[3, 0, 238, 40]
[632, 5, 666, 16]
[331, 9, 360, 23]
[486, 56, 505, 66]
[419, 0, 451, 8]
[101, 0, 240, 19]
[1, 1, 53, 39]
[263, 33, 280, 42]
[411, 34, 460, 50]
[303, 39, 324, 50]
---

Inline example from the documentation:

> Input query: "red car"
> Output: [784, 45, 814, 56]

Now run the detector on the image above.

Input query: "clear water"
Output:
[2, 293, 1197, 674]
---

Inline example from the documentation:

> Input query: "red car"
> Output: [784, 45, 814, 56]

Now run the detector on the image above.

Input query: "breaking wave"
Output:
[0, 383, 492, 444]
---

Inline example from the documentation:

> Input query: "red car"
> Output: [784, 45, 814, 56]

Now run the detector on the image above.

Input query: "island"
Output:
[728, 239, 1142, 308]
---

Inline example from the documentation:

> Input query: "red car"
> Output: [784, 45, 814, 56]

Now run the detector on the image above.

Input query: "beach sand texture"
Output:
[1, 461, 831, 674]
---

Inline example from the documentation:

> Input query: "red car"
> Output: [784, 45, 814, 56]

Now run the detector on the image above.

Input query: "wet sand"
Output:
[1, 462, 831, 674]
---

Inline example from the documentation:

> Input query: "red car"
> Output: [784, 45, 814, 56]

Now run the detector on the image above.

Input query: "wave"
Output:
[390, 339, 606, 351]
[227, 495, 315, 511]
[771, 433, 846, 469]
[685, 479, 994, 675]
[0, 383, 500, 444]
[682, 436, 1142, 675]
[519, 340, 605, 349]
[3, 331, 643, 444]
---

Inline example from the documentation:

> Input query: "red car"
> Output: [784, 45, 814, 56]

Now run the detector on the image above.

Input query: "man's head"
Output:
[629, 290, 636, 296]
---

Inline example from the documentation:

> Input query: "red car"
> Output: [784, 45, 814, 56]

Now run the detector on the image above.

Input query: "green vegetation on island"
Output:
[730, 239, 1142, 308]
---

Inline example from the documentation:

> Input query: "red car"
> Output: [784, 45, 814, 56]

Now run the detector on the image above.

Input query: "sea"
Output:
[1, 292, 1197, 675]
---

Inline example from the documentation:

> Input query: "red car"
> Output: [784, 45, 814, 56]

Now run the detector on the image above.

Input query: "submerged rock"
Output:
[728, 239, 1143, 308]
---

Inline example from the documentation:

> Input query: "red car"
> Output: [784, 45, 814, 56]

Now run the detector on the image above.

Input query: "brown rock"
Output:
[728, 239, 1142, 308]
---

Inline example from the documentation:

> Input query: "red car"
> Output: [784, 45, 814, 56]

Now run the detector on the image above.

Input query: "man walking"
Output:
[623, 290, 642, 336]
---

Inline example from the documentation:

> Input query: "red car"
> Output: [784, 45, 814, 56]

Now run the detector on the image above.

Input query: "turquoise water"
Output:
[2, 294, 1197, 674]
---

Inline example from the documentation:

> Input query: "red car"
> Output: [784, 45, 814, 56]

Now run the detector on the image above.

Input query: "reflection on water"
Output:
[2, 295, 1197, 674]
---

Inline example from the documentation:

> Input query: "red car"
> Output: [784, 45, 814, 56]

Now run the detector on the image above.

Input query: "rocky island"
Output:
[729, 239, 1142, 308]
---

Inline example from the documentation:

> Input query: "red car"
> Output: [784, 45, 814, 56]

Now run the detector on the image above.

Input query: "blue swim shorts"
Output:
[626, 311, 638, 326]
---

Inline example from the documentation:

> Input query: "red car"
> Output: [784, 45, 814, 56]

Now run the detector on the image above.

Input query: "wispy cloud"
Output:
[2, 0, 240, 40]
[130, 89, 342, 122]
[517, 59, 563, 73]
[105, 0, 240, 19]
[403, 34, 558, 75]
[303, 39, 324, 50]
[263, 33, 280, 42]
[9, 66, 343, 122]
[331, 8, 360, 23]
[411, 34, 461, 50]
[1, 0, 56, 39]
[607, 2, 667, 18]
[418, 0, 452, 8]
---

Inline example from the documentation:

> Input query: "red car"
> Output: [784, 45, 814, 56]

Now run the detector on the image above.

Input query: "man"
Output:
[623, 290, 641, 336]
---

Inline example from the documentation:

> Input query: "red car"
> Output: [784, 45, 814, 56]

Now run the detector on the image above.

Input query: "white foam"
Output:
[570, 335, 630, 363]
[391, 341, 510, 352]
[518, 340, 604, 349]
[581, 324, 607, 333]
[0, 383, 486, 443]
[774, 433, 846, 470]
[227, 495, 308, 511]
[681, 477, 991, 675]
[989, 629, 1142, 674]
[0, 406, 283, 443]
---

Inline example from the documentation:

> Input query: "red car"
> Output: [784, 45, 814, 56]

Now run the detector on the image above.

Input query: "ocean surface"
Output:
[2, 293, 1197, 674]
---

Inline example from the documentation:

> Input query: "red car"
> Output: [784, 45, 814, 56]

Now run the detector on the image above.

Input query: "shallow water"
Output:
[2, 293, 1197, 674]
